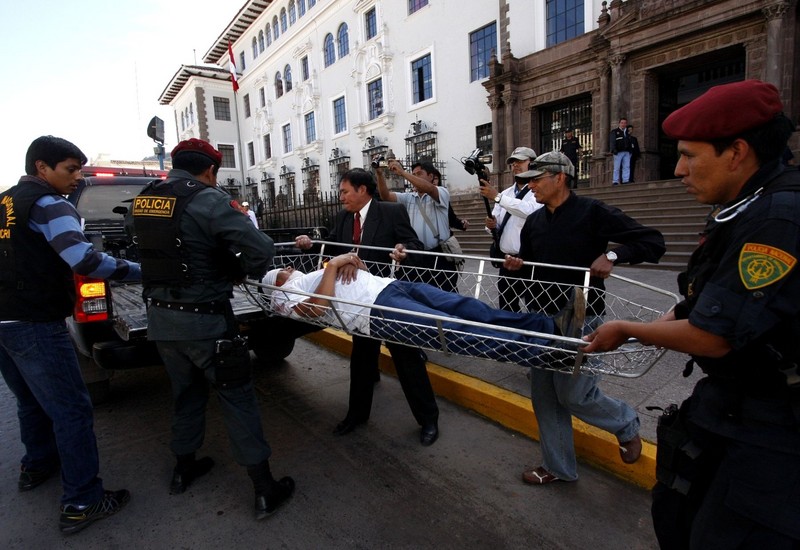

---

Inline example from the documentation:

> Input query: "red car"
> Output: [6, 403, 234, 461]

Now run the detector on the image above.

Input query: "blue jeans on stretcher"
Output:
[529, 315, 640, 481]
[0, 320, 104, 506]
[369, 280, 556, 367]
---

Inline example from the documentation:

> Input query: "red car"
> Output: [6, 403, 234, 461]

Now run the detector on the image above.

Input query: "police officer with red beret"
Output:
[132, 138, 294, 519]
[584, 80, 800, 548]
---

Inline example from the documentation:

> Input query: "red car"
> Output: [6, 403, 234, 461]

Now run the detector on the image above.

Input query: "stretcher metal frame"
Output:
[242, 241, 679, 378]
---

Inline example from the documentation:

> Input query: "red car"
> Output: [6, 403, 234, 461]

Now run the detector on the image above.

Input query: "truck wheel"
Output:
[252, 339, 296, 365]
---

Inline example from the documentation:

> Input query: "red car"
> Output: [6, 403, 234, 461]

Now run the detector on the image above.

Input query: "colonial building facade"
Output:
[159, 0, 798, 203]
[487, 0, 799, 188]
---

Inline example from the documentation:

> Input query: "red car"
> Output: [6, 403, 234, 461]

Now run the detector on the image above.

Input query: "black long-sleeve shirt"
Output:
[518, 193, 666, 314]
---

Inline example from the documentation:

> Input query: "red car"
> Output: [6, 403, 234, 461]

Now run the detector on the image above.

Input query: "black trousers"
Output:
[346, 335, 439, 427]
[497, 266, 532, 313]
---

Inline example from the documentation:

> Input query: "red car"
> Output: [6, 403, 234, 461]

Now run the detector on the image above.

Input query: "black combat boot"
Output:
[169, 452, 215, 495]
[246, 459, 295, 520]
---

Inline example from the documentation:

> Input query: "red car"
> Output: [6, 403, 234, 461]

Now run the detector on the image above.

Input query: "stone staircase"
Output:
[449, 179, 710, 271]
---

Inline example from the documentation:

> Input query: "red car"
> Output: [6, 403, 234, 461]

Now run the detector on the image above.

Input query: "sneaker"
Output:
[19, 463, 59, 492]
[59, 489, 130, 534]
[522, 466, 561, 485]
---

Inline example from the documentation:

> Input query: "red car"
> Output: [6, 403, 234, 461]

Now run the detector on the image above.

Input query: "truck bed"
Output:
[111, 282, 265, 342]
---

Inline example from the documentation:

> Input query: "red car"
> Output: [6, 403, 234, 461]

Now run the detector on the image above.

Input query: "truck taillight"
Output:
[73, 275, 109, 323]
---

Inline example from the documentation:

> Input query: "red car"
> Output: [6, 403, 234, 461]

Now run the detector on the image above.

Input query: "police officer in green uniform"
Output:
[132, 138, 294, 520]
[584, 80, 800, 548]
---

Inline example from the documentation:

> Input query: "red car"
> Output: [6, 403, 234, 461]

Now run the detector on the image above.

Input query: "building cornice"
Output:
[158, 65, 232, 105]
[202, 0, 273, 65]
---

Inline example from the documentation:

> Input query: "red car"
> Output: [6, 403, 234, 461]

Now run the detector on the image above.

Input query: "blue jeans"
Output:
[0, 320, 104, 506]
[613, 151, 631, 184]
[529, 316, 639, 481]
[370, 280, 555, 367]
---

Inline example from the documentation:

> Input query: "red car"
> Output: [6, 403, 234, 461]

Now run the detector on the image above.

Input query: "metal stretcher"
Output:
[241, 241, 679, 378]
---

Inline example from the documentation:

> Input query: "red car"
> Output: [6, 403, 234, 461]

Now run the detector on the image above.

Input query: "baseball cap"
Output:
[506, 147, 537, 165]
[516, 151, 576, 179]
[241, 201, 250, 207]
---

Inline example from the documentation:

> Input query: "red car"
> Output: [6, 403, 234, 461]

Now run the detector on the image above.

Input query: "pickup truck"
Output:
[67, 167, 319, 403]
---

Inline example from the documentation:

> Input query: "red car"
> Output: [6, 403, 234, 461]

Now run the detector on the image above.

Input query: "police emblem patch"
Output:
[132, 196, 176, 218]
[738, 243, 796, 290]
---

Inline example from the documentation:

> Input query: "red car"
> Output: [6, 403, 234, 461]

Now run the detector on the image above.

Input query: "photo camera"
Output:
[461, 148, 492, 180]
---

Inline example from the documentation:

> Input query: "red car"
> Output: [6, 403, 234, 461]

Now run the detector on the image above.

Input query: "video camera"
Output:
[370, 148, 396, 169]
[461, 148, 492, 181]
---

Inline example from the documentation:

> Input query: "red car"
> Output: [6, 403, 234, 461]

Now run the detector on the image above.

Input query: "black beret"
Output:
[171, 138, 223, 165]
[662, 79, 782, 141]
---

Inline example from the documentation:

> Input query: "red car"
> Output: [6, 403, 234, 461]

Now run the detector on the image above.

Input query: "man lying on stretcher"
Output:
[262, 252, 585, 367]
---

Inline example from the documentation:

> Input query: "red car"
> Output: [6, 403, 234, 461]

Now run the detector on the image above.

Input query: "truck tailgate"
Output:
[112, 283, 265, 342]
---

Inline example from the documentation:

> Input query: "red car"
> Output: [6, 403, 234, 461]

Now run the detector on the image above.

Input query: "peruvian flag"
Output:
[228, 41, 239, 92]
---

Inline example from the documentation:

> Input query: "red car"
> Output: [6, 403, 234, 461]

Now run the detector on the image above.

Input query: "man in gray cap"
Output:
[479, 146, 542, 311]
[504, 151, 665, 487]
[584, 79, 800, 548]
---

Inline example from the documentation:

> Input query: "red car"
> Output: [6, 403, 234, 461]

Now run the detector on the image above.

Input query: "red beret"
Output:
[171, 138, 223, 165]
[662, 80, 782, 141]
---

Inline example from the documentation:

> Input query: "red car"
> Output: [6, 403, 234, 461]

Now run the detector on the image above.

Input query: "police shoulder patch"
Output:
[738, 243, 796, 290]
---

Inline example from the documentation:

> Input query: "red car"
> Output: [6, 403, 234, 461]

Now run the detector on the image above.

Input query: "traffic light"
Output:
[147, 116, 165, 143]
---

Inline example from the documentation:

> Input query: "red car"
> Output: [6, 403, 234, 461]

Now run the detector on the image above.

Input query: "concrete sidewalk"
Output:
[305, 265, 702, 489]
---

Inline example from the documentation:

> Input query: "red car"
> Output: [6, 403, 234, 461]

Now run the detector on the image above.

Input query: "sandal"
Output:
[522, 466, 561, 485]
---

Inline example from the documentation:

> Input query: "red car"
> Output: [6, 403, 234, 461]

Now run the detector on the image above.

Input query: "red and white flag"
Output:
[228, 41, 239, 92]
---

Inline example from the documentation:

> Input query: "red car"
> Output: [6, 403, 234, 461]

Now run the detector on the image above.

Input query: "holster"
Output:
[213, 335, 251, 389]
[654, 401, 702, 495]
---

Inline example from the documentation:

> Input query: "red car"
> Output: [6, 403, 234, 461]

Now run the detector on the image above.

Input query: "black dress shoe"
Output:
[255, 476, 295, 520]
[170, 456, 215, 494]
[420, 423, 439, 446]
[333, 417, 367, 436]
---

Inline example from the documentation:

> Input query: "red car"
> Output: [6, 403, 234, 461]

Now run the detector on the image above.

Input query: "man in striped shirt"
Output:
[0, 136, 140, 534]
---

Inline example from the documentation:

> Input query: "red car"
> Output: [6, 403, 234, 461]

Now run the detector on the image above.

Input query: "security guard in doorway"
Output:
[132, 138, 294, 520]
[583, 80, 800, 548]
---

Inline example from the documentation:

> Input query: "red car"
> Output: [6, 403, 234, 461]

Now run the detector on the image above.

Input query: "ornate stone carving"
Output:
[762, 1, 790, 21]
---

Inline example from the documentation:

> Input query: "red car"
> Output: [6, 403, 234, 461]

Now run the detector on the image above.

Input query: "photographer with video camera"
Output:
[474, 147, 542, 311]
[376, 158, 459, 292]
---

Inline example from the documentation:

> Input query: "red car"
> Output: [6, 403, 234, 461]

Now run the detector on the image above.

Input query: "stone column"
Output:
[762, 1, 790, 90]
[609, 53, 627, 121]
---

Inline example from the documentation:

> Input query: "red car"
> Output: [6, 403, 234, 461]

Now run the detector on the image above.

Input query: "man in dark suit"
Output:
[295, 169, 441, 446]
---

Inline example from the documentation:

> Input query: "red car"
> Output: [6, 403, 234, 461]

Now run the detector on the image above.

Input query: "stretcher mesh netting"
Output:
[243, 242, 679, 378]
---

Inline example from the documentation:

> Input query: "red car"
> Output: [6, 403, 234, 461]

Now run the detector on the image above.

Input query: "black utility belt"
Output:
[149, 299, 225, 315]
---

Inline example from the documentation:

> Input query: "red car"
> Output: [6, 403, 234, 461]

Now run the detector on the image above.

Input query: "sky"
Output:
[0, 0, 243, 189]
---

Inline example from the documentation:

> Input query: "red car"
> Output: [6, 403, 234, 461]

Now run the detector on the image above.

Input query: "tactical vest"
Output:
[678, 166, 800, 394]
[131, 178, 205, 288]
[0, 181, 76, 321]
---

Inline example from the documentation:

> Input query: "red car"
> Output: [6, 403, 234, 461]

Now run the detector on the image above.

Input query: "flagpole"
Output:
[228, 39, 247, 201]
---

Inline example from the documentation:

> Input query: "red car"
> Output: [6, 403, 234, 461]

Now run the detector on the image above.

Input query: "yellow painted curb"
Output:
[305, 328, 656, 489]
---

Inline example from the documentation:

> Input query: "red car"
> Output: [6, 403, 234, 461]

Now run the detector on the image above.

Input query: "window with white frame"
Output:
[259, 87, 266, 108]
[469, 22, 496, 82]
[213, 97, 231, 121]
[218, 144, 236, 168]
[333, 96, 346, 134]
[280, 8, 287, 32]
[411, 54, 433, 104]
[284, 65, 293, 93]
[258, 30, 265, 52]
[289, 0, 296, 24]
[243, 93, 251, 118]
[282, 123, 293, 153]
[252, 37, 258, 59]
[304, 111, 316, 144]
[409, 0, 428, 15]
[323, 34, 335, 67]
[189, 103, 194, 125]
[272, 16, 279, 40]
[264, 134, 272, 159]
[367, 78, 383, 120]
[301, 56, 309, 81]
[266, 23, 272, 46]
[247, 141, 255, 166]
[546, 0, 584, 47]
[365, 7, 377, 40]
[239, 51, 246, 71]
[338, 23, 349, 58]
[298, 0, 306, 17]
[275, 72, 284, 98]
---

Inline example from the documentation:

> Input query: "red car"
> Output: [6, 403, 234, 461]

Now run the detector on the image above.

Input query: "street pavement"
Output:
[0, 337, 659, 549]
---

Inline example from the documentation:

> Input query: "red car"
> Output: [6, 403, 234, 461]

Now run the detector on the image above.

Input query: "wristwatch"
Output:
[605, 250, 618, 263]
[494, 195, 501, 204]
